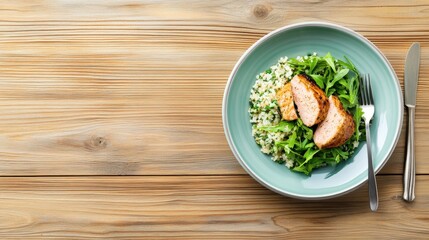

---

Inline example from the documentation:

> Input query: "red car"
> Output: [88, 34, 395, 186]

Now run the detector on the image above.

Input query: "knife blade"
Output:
[403, 42, 420, 202]
[404, 43, 420, 107]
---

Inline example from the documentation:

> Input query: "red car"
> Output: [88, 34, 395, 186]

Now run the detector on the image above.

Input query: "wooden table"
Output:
[0, 0, 428, 238]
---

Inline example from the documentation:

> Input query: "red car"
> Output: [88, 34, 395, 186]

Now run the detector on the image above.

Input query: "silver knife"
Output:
[403, 42, 420, 202]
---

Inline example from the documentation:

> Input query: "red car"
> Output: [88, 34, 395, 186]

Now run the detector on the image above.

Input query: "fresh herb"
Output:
[258, 121, 295, 133]
[289, 53, 360, 111]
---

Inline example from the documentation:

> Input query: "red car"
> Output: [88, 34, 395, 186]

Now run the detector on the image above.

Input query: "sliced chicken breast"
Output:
[314, 95, 355, 149]
[290, 74, 329, 127]
[276, 82, 298, 121]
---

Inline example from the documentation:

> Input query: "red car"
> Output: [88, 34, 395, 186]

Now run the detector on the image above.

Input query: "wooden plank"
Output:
[0, 175, 427, 239]
[0, 0, 428, 175]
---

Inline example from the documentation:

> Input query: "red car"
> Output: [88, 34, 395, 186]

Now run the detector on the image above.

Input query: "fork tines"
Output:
[360, 74, 374, 106]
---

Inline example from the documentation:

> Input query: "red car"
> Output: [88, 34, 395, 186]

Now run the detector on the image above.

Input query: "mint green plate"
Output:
[222, 22, 403, 199]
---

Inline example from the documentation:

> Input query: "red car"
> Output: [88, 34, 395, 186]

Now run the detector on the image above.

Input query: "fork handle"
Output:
[366, 122, 378, 211]
[403, 107, 416, 201]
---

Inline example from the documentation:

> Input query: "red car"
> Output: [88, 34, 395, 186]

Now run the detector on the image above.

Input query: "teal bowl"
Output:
[222, 22, 403, 199]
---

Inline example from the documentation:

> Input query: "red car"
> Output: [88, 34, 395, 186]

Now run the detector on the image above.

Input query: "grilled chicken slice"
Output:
[314, 95, 355, 149]
[276, 82, 298, 121]
[290, 74, 329, 127]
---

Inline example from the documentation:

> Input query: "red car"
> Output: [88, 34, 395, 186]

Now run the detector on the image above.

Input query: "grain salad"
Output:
[249, 53, 365, 175]
[249, 57, 295, 167]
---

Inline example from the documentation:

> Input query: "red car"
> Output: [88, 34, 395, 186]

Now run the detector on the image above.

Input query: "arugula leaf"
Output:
[297, 119, 313, 139]
[303, 148, 320, 162]
[333, 69, 349, 82]
[338, 58, 358, 74]
[310, 74, 325, 89]
[339, 79, 348, 88]
[286, 131, 297, 149]
[292, 165, 311, 175]
[305, 142, 315, 149]
[347, 75, 359, 107]
[353, 106, 364, 140]
[324, 52, 336, 72]
[327, 88, 336, 96]
[258, 121, 295, 133]
[309, 57, 318, 74]
[331, 148, 349, 160]
[344, 56, 357, 72]
[288, 58, 306, 66]
[326, 69, 349, 94]
[313, 63, 328, 74]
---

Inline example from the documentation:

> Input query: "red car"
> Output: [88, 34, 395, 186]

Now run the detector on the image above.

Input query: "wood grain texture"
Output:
[0, 1, 428, 238]
[0, 175, 427, 239]
[0, 0, 428, 175]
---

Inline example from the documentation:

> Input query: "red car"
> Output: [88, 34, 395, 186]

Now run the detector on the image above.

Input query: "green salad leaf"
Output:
[289, 53, 361, 112]
[258, 121, 295, 133]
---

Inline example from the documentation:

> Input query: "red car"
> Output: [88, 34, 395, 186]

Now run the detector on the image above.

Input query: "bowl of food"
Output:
[222, 22, 403, 199]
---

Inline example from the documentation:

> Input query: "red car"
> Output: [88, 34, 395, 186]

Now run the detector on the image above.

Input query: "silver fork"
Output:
[360, 74, 379, 212]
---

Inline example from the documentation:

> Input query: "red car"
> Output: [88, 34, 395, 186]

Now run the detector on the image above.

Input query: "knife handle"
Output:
[403, 107, 416, 201]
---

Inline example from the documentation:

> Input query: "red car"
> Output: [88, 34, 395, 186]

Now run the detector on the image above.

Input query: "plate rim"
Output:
[222, 21, 404, 200]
